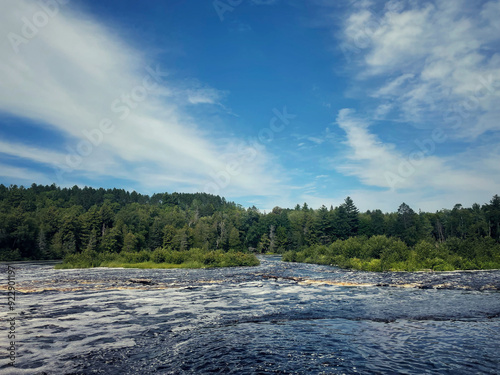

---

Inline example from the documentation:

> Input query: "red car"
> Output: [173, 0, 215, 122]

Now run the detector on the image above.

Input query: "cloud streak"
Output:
[0, 0, 286, 199]
[334, 108, 500, 210]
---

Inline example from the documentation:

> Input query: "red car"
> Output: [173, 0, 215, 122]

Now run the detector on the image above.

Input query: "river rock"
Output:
[128, 278, 154, 285]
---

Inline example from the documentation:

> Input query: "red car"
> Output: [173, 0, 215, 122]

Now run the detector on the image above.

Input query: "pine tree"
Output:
[333, 205, 351, 240]
[316, 205, 333, 244]
[163, 225, 176, 248]
[275, 226, 289, 251]
[343, 197, 359, 236]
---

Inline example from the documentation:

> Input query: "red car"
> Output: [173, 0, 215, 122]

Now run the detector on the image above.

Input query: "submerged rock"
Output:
[128, 278, 154, 285]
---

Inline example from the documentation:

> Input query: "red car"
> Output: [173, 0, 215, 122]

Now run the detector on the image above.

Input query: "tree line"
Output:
[1, 184, 499, 268]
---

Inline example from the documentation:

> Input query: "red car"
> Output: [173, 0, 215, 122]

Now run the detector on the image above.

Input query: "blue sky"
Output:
[1, 0, 500, 212]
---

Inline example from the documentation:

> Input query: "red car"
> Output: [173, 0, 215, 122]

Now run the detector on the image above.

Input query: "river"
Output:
[1, 256, 499, 374]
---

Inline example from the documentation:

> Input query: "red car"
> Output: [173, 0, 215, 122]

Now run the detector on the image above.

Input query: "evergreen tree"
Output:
[315, 205, 333, 244]
[333, 205, 351, 240]
[369, 209, 386, 236]
[162, 225, 176, 248]
[486, 195, 500, 242]
[396, 203, 418, 245]
[275, 226, 289, 252]
[1, 183, 500, 267]
[343, 196, 359, 236]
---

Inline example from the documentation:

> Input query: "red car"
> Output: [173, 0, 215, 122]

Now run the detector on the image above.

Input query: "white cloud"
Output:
[342, 0, 500, 137]
[0, 0, 287, 200]
[291, 133, 327, 146]
[373, 74, 415, 97]
[307, 136, 325, 144]
[320, 1, 500, 210]
[344, 188, 488, 213]
[187, 88, 222, 105]
[0, 163, 53, 185]
[334, 109, 499, 209]
[373, 103, 392, 118]
[0, 140, 66, 167]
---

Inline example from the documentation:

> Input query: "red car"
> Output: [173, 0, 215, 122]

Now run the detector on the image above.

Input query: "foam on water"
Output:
[1, 257, 499, 374]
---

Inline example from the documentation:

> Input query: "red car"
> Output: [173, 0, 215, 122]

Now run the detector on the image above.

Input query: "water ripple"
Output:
[1, 257, 499, 374]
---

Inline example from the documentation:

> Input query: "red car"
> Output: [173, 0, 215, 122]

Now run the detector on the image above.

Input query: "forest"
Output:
[0, 183, 499, 271]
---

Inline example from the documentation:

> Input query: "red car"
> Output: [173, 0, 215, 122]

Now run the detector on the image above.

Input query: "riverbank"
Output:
[282, 235, 500, 272]
[55, 248, 260, 269]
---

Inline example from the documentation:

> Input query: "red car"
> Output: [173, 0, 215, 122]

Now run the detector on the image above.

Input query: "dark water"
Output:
[1, 256, 499, 374]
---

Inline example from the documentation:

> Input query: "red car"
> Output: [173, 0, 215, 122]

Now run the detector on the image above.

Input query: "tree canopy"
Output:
[1, 184, 499, 271]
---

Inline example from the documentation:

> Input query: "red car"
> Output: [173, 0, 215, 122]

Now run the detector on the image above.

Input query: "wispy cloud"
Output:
[0, 163, 53, 185]
[334, 108, 499, 210]
[341, 0, 500, 137]
[0, 0, 287, 199]
[311, 0, 500, 211]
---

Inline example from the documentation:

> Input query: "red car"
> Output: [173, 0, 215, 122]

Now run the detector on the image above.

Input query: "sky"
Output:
[1, 0, 500, 213]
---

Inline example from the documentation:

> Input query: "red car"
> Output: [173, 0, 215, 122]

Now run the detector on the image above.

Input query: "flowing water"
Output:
[1, 256, 499, 374]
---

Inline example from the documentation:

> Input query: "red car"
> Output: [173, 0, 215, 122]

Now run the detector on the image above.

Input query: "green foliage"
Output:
[283, 235, 500, 272]
[1, 184, 499, 271]
[57, 247, 259, 269]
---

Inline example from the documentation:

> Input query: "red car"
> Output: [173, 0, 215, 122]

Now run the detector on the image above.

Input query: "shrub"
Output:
[282, 251, 295, 262]
[414, 240, 437, 262]
[380, 238, 409, 265]
[365, 258, 382, 272]
[56, 247, 259, 269]
[341, 237, 364, 258]
[282, 234, 500, 272]
[361, 235, 385, 259]
[152, 248, 167, 263]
